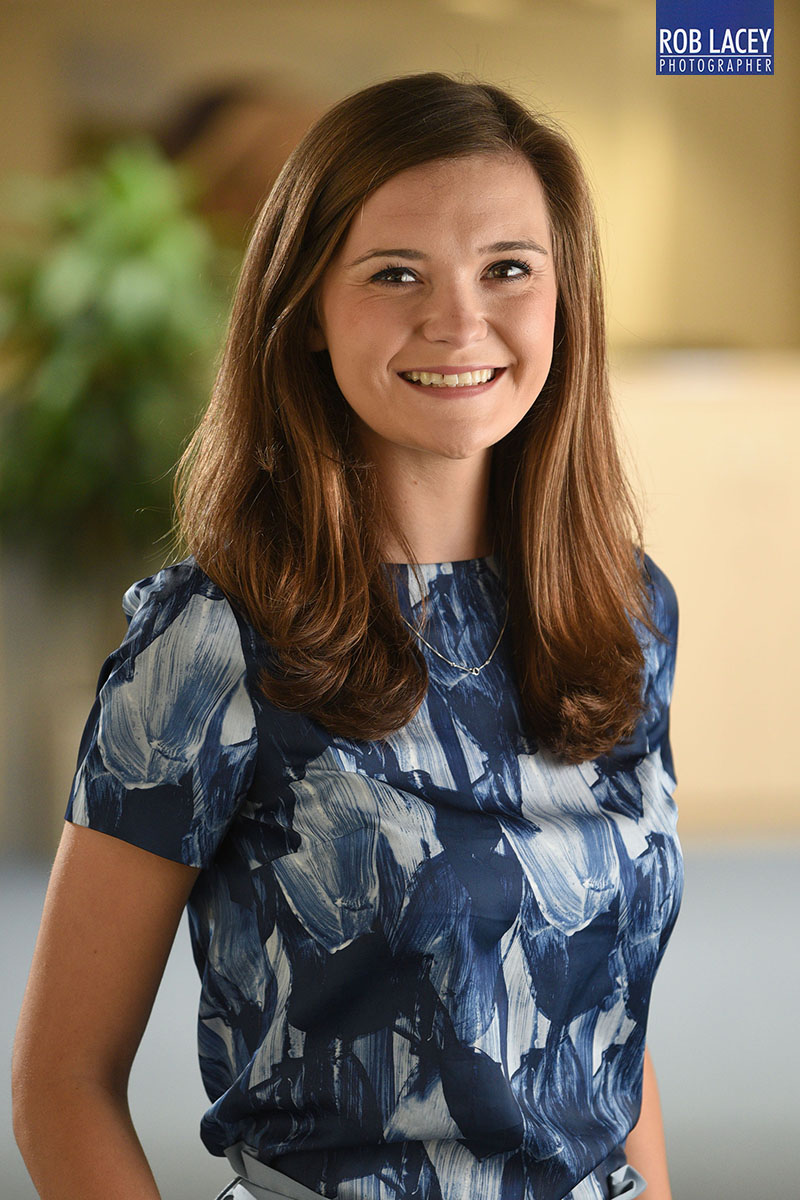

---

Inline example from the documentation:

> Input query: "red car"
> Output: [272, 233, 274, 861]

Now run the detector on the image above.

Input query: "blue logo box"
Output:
[657, 0, 774, 75]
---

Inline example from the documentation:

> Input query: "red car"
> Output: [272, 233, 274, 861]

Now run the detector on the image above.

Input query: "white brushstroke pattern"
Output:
[97, 593, 254, 787]
[66, 557, 681, 1200]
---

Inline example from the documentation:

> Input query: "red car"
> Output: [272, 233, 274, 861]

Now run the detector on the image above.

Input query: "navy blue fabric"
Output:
[66, 555, 682, 1200]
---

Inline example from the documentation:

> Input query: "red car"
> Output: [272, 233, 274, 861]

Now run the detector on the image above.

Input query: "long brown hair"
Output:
[175, 72, 659, 763]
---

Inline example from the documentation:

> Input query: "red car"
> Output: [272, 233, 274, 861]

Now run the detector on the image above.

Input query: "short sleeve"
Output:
[65, 561, 258, 867]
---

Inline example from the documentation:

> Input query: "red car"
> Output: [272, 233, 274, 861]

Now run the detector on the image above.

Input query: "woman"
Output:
[13, 73, 682, 1200]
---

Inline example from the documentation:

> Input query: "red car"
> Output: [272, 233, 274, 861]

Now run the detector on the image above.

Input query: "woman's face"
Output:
[314, 152, 558, 467]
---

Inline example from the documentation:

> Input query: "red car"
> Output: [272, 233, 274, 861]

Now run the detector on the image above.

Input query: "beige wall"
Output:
[2, 0, 798, 348]
[615, 351, 800, 837]
[1, 0, 798, 851]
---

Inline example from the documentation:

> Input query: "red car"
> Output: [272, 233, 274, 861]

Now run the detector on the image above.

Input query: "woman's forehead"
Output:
[341, 153, 552, 255]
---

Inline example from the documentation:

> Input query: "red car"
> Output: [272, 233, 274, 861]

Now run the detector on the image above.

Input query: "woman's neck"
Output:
[371, 445, 494, 565]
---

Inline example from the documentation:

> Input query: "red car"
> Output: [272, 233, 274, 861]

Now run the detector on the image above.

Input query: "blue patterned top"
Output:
[66, 554, 682, 1200]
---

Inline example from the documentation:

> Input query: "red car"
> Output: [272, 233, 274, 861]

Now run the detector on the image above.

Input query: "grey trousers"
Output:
[215, 1143, 647, 1200]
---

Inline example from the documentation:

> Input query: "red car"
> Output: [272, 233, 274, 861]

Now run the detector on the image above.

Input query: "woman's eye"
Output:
[486, 259, 532, 280]
[371, 265, 417, 285]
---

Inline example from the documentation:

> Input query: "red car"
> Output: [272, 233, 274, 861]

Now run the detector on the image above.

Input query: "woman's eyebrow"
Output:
[480, 239, 549, 257]
[348, 248, 425, 267]
[347, 238, 549, 268]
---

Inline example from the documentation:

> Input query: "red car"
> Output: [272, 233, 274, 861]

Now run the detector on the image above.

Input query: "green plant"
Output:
[0, 140, 236, 565]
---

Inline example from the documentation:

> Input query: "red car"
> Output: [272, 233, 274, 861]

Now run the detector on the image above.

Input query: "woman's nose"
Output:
[419, 282, 488, 346]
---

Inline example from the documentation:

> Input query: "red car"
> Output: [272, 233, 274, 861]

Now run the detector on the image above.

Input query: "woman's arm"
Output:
[624, 1045, 673, 1199]
[12, 822, 200, 1200]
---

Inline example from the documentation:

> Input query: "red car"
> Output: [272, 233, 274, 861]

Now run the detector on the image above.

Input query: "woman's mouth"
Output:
[399, 367, 502, 388]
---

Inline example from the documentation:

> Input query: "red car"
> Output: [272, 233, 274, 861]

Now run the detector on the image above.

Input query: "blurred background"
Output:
[1, 1, 798, 1197]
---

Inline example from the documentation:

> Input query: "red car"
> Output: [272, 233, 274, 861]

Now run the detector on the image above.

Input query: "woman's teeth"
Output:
[402, 368, 497, 387]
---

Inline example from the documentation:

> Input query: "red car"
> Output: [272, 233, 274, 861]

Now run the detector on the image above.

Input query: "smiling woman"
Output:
[174, 75, 658, 759]
[13, 74, 681, 1200]
[314, 154, 558, 499]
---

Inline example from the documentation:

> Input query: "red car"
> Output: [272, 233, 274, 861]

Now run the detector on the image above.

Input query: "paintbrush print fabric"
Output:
[66, 555, 682, 1200]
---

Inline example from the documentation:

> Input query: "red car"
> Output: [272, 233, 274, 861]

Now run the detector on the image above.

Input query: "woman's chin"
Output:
[408, 437, 495, 464]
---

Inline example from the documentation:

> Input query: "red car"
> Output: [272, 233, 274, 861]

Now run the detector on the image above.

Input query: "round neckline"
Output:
[385, 556, 504, 597]
[384, 554, 497, 569]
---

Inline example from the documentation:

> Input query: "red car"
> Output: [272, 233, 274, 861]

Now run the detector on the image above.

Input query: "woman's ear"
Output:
[308, 323, 327, 352]
[308, 292, 327, 352]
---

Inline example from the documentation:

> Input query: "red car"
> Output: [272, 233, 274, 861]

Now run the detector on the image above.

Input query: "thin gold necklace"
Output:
[400, 600, 509, 676]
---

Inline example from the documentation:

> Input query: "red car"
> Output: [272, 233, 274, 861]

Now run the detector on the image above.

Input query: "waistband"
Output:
[606, 1163, 647, 1198]
[224, 1145, 324, 1199]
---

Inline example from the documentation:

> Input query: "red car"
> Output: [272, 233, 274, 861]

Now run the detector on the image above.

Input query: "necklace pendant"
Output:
[399, 595, 509, 677]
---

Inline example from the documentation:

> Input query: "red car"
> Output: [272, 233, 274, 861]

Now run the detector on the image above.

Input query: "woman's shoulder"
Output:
[100, 557, 255, 694]
[640, 551, 678, 643]
[637, 553, 679, 752]
[122, 556, 227, 622]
